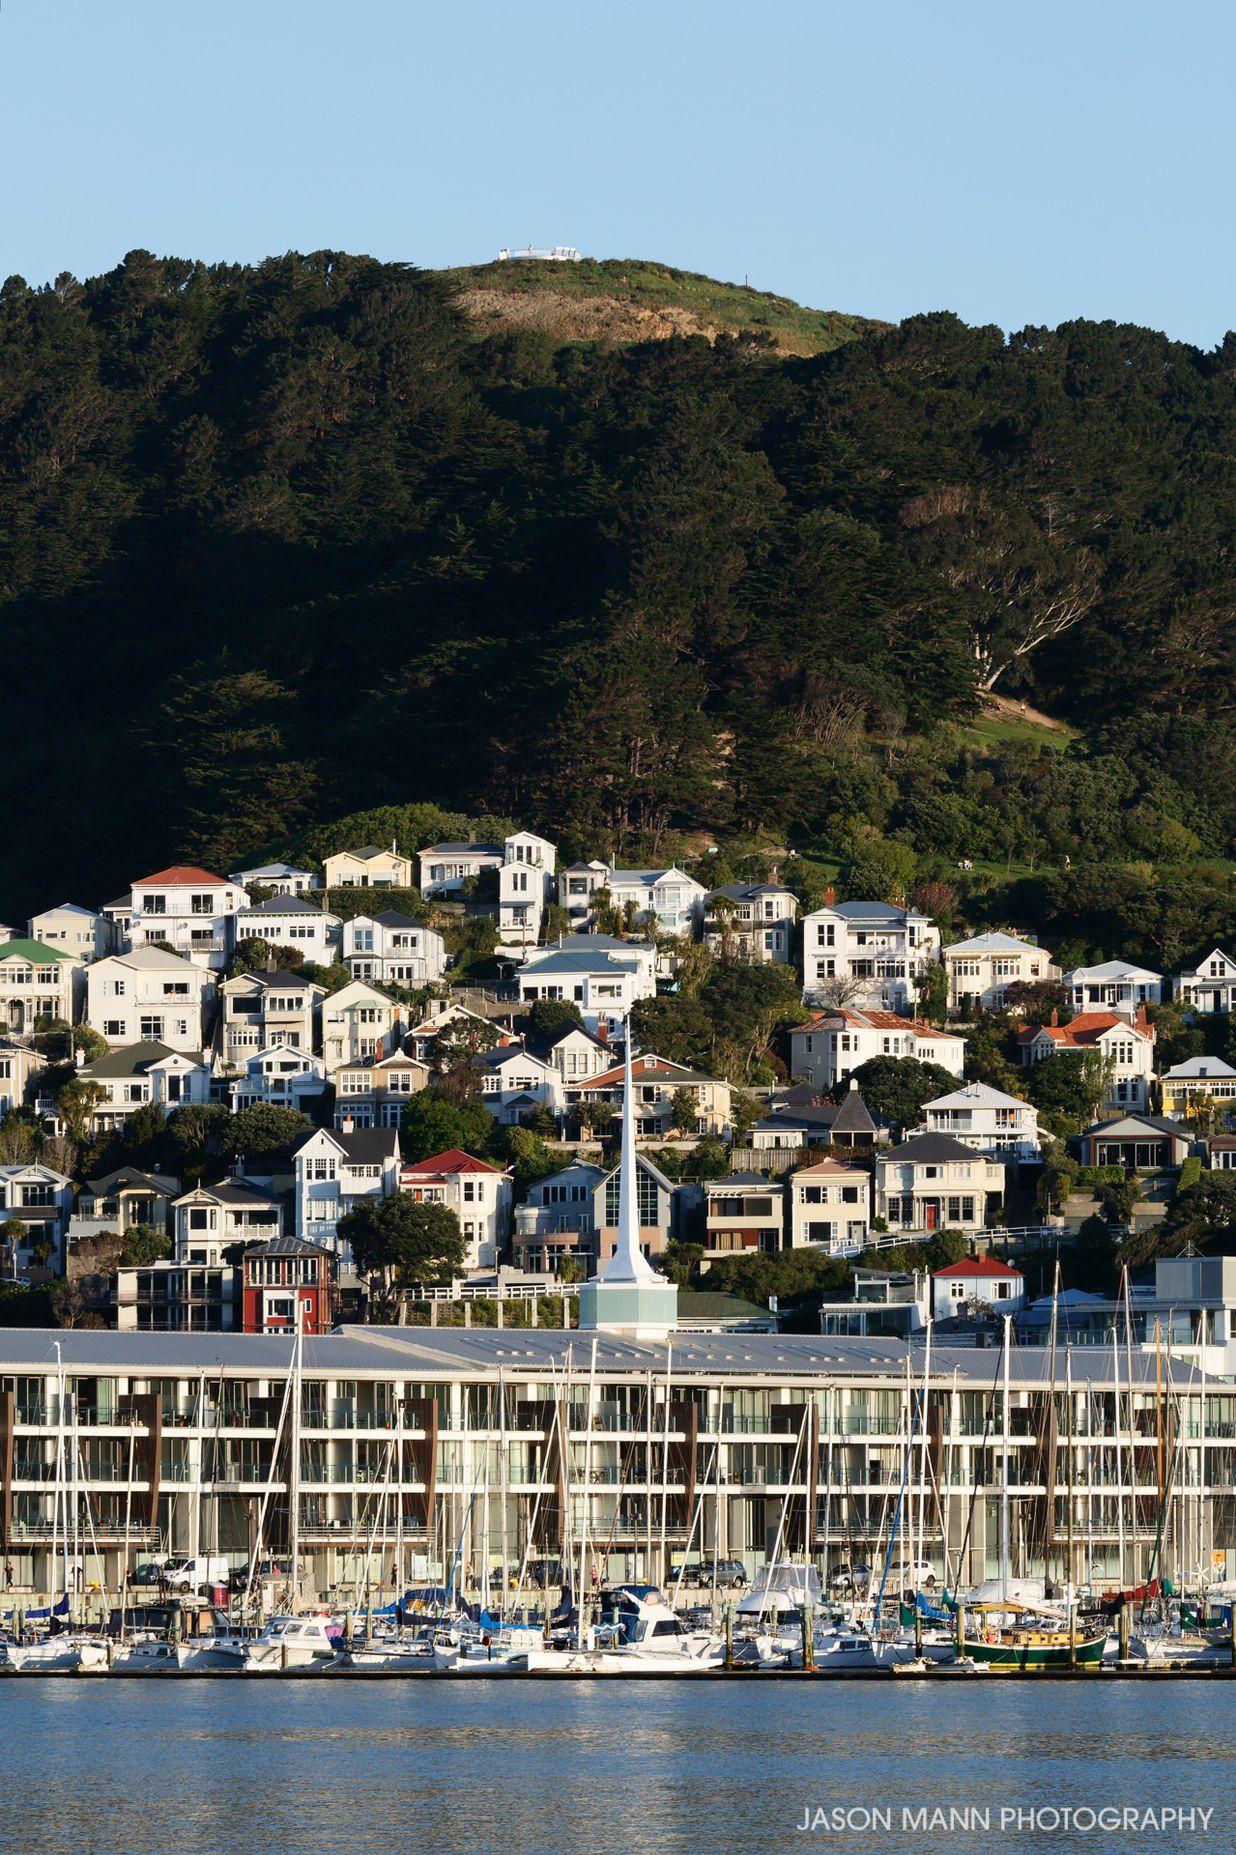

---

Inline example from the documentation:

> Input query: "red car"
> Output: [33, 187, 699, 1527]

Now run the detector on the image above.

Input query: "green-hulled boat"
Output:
[965, 1615, 1106, 1669]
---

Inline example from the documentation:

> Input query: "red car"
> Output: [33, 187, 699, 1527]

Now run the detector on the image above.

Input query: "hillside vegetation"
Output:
[446, 257, 885, 355]
[3, 247, 1236, 958]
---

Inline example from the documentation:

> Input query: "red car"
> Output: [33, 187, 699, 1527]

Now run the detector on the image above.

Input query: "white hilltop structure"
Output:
[577, 1023, 679, 1340]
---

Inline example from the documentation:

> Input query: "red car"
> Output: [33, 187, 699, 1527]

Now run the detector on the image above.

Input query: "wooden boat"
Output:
[966, 1611, 1105, 1668]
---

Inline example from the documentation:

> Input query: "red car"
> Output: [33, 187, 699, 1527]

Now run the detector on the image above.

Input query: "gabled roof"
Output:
[340, 845, 407, 861]
[525, 1020, 608, 1061]
[83, 1040, 208, 1078]
[31, 903, 97, 919]
[133, 866, 231, 887]
[517, 950, 640, 977]
[1164, 1056, 1236, 1080]
[710, 1170, 783, 1189]
[104, 945, 196, 970]
[230, 862, 316, 880]
[817, 900, 922, 922]
[600, 1152, 674, 1195]
[0, 937, 71, 963]
[420, 841, 504, 857]
[83, 1167, 178, 1198]
[608, 866, 696, 886]
[401, 1149, 503, 1177]
[292, 1125, 399, 1163]
[925, 1082, 1032, 1112]
[1020, 1009, 1153, 1049]
[882, 1132, 989, 1164]
[239, 894, 334, 917]
[945, 931, 1045, 956]
[935, 1255, 1023, 1280]
[1083, 1113, 1191, 1139]
[801, 1007, 961, 1040]
[177, 1178, 282, 1208]
[793, 1158, 866, 1178]
[1067, 959, 1161, 981]
[573, 1054, 714, 1089]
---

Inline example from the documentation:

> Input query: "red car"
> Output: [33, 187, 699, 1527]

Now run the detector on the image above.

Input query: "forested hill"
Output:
[4, 248, 1236, 926]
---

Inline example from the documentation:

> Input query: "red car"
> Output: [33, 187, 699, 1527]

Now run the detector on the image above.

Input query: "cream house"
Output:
[76, 1041, 214, 1129]
[400, 1149, 513, 1272]
[28, 903, 115, 962]
[0, 939, 77, 1036]
[567, 1054, 732, 1137]
[943, 932, 1058, 1012]
[85, 947, 210, 1055]
[787, 1160, 871, 1253]
[1018, 1008, 1156, 1113]
[334, 1049, 430, 1128]
[703, 883, 800, 965]
[321, 980, 399, 1069]
[323, 845, 413, 889]
[875, 1134, 1004, 1234]
[233, 894, 341, 966]
[173, 1180, 283, 1264]
[218, 969, 325, 1066]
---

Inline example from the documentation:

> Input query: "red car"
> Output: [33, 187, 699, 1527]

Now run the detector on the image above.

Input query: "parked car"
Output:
[159, 1555, 229, 1594]
[677, 1559, 747, 1589]
[126, 1560, 169, 1589]
[831, 1562, 871, 1591]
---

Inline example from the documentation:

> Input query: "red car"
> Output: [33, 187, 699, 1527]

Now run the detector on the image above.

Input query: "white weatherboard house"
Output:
[320, 980, 399, 1069]
[400, 1149, 513, 1274]
[498, 831, 557, 944]
[1018, 1009, 1156, 1113]
[342, 913, 446, 986]
[291, 1124, 400, 1253]
[127, 865, 248, 972]
[233, 894, 341, 966]
[800, 901, 939, 1013]
[789, 1008, 965, 1091]
[875, 1133, 1005, 1235]
[932, 1256, 1026, 1321]
[516, 944, 655, 1038]
[703, 883, 800, 965]
[76, 1041, 214, 1129]
[601, 868, 706, 937]
[229, 1045, 331, 1114]
[85, 948, 210, 1055]
[1175, 949, 1236, 1014]
[322, 845, 414, 889]
[917, 1082, 1041, 1164]
[229, 862, 321, 896]
[1065, 960, 1162, 1014]
[943, 931, 1057, 1012]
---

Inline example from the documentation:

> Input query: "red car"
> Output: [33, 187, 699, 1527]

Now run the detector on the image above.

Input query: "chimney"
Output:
[597, 1020, 609, 1043]
[340, 1114, 354, 1134]
[1050, 1008, 1058, 1026]
[824, 885, 836, 907]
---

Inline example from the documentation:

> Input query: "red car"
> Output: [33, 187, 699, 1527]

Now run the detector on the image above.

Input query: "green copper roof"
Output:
[0, 938, 71, 963]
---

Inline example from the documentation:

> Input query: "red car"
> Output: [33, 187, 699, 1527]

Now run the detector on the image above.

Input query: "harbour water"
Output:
[1, 1681, 1228, 1855]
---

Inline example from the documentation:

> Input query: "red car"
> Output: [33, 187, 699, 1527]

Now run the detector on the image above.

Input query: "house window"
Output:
[191, 893, 213, 915]
[144, 896, 166, 916]
[104, 1020, 125, 1038]
[140, 1017, 163, 1039]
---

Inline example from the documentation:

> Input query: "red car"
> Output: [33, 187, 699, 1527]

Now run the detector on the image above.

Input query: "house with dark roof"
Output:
[748, 1085, 880, 1158]
[475, 1043, 562, 1124]
[218, 968, 326, 1068]
[703, 882, 799, 966]
[1078, 1113, 1193, 1172]
[290, 1123, 400, 1254]
[173, 1178, 283, 1263]
[524, 1018, 612, 1085]
[233, 891, 341, 966]
[78, 1167, 180, 1235]
[229, 862, 322, 896]
[875, 1133, 1005, 1235]
[341, 912, 446, 986]
[76, 1040, 214, 1130]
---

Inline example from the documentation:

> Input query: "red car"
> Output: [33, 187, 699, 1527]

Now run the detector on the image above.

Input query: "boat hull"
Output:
[965, 1632, 1105, 1668]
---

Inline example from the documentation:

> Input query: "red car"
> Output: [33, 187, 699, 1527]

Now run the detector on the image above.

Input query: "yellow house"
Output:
[322, 844, 413, 889]
[1160, 1057, 1236, 1119]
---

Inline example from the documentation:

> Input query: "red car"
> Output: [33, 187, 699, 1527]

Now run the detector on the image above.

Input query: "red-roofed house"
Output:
[400, 1150, 513, 1272]
[932, 1255, 1025, 1321]
[127, 866, 249, 972]
[789, 1008, 965, 1092]
[1018, 1007, 1155, 1112]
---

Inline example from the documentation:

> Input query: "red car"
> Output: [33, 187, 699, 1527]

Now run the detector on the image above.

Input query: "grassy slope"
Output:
[444, 256, 889, 356]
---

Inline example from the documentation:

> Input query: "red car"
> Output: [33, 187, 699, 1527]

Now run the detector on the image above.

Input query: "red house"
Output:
[242, 1235, 336, 1335]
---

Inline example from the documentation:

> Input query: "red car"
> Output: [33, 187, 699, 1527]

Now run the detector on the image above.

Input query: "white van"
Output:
[160, 1555, 229, 1594]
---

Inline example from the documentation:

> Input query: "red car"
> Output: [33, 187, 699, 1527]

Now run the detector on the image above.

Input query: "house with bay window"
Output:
[874, 1134, 1005, 1235]
[218, 969, 325, 1067]
[0, 1163, 73, 1270]
[400, 1148, 513, 1272]
[0, 938, 77, 1036]
[75, 1041, 214, 1130]
[943, 931, 1057, 1013]
[789, 1008, 964, 1091]
[916, 1082, 1042, 1164]
[1175, 949, 1236, 1015]
[291, 1123, 400, 1253]
[567, 1053, 732, 1138]
[228, 1045, 331, 1115]
[515, 944, 654, 1038]
[787, 1160, 871, 1252]
[321, 980, 399, 1069]
[1160, 1057, 1236, 1120]
[233, 893, 341, 966]
[1018, 1008, 1156, 1113]
[342, 913, 446, 986]
[800, 901, 939, 1013]
[703, 883, 799, 965]
[334, 1049, 430, 1128]
[1065, 960, 1162, 1014]
[173, 1179, 283, 1264]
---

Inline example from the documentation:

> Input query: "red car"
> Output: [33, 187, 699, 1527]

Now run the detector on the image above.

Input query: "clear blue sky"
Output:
[4, 0, 1232, 346]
